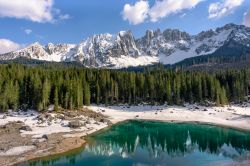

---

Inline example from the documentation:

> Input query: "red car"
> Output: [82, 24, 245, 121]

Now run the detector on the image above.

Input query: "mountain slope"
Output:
[1, 23, 250, 68]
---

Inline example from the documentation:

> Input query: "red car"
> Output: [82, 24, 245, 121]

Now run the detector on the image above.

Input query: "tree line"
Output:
[0, 64, 249, 112]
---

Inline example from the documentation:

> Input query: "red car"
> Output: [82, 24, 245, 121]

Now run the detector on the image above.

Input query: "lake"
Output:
[21, 120, 250, 166]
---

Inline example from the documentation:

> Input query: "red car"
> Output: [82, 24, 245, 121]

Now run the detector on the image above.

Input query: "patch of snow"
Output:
[0, 146, 36, 156]
[108, 55, 158, 68]
[88, 102, 250, 131]
[119, 31, 127, 37]
[0, 110, 108, 139]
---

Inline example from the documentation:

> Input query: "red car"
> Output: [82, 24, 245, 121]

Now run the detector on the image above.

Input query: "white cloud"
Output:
[208, 0, 245, 19]
[180, 13, 187, 18]
[0, 0, 69, 23]
[149, 0, 203, 22]
[122, 0, 149, 25]
[24, 29, 32, 35]
[122, 0, 203, 24]
[243, 11, 250, 27]
[59, 14, 71, 21]
[0, 39, 21, 54]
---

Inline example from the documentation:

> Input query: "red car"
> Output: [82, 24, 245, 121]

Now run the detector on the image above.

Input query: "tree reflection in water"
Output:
[86, 121, 250, 158]
[24, 121, 250, 166]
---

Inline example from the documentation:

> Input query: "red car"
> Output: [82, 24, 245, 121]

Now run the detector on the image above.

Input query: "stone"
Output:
[99, 118, 105, 123]
[68, 120, 83, 128]
[85, 120, 91, 124]
[106, 121, 112, 126]
[20, 125, 32, 131]
[42, 134, 48, 140]
[36, 114, 46, 122]
[66, 112, 78, 118]
[57, 114, 65, 120]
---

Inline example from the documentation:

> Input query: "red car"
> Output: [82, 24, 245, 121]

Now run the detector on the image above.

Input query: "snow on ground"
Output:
[0, 110, 108, 139]
[0, 102, 250, 144]
[0, 110, 71, 138]
[88, 103, 250, 131]
[0, 146, 36, 156]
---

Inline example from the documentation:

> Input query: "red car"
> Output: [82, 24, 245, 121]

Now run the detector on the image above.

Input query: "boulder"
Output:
[1, 121, 25, 133]
[99, 118, 105, 123]
[57, 114, 65, 120]
[68, 120, 83, 128]
[37, 113, 54, 122]
[85, 120, 91, 124]
[65, 112, 78, 118]
[99, 118, 112, 125]
[20, 125, 32, 131]
[42, 134, 49, 140]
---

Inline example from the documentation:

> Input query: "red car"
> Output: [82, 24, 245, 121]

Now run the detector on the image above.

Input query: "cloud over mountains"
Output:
[123, 0, 246, 25]
[0, 39, 21, 54]
[123, 0, 203, 25]
[208, 0, 245, 19]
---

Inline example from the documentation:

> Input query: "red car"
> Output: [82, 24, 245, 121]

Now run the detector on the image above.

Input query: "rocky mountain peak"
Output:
[115, 30, 140, 57]
[215, 23, 243, 33]
[0, 24, 249, 68]
[163, 29, 191, 42]
[196, 30, 216, 41]
[154, 28, 162, 37]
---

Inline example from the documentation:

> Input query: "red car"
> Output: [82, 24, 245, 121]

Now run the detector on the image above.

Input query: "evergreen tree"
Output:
[83, 82, 91, 106]
[0, 64, 249, 112]
[40, 78, 51, 111]
[54, 87, 59, 112]
[95, 81, 100, 105]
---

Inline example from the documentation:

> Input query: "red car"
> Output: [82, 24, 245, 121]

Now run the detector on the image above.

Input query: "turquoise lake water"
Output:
[21, 121, 250, 166]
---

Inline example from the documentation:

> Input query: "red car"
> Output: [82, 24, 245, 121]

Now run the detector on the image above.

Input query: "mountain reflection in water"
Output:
[24, 121, 250, 166]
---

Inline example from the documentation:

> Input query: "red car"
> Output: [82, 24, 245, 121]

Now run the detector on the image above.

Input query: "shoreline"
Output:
[1, 103, 250, 165]
[88, 103, 250, 132]
[0, 109, 109, 166]
[13, 120, 250, 166]
[17, 139, 87, 166]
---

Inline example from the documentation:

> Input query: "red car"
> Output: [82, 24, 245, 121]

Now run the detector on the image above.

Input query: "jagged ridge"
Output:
[1, 23, 250, 68]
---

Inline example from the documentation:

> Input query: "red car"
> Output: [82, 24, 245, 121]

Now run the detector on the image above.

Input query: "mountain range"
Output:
[1, 23, 250, 68]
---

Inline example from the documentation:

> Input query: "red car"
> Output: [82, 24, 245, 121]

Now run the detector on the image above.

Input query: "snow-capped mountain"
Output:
[1, 23, 250, 68]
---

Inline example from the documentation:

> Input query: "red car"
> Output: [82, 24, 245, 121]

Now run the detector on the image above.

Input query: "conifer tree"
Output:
[54, 87, 59, 112]
[95, 81, 100, 105]
[83, 82, 91, 106]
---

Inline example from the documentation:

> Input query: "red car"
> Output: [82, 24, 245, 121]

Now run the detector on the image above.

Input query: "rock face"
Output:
[1, 23, 250, 68]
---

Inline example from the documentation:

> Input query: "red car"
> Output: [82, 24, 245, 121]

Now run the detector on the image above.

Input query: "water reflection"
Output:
[85, 121, 250, 158]
[24, 121, 250, 166]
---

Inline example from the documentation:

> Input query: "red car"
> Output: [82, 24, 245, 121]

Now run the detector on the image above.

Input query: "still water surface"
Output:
[22, 121, 250, 166]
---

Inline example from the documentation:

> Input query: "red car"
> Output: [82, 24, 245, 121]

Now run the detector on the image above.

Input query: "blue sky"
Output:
[0, 0, 250, 53]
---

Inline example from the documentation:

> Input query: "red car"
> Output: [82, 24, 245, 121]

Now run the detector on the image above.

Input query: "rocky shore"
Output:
[0, 108, 111, 166]
[1, 103, 250, 166]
